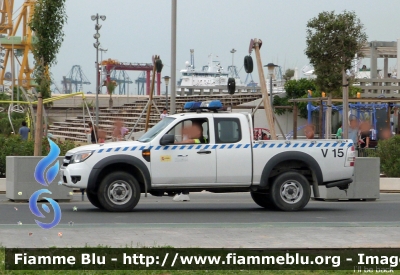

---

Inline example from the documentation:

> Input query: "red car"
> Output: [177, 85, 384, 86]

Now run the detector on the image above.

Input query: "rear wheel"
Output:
[250, 192, 275, 209]
[269, 172, 311, 211]
[97, 171, 141, 212]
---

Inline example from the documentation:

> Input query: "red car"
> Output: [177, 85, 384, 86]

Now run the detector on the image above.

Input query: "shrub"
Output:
[0, 112, 26, 136]
[0, 135, 77, 178]
[377, 135, 400, 177]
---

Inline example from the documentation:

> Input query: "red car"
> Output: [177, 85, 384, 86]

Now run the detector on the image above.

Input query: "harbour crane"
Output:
[135, 72, 146, 95]
[102, 58, 160, 95]
[0, 0, 36, 90]
[61, 65, 91, 94]
[109, 70, 133, 95]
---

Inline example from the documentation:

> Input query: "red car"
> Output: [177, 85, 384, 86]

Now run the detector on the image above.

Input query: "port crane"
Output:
[0, 0, 35, 89]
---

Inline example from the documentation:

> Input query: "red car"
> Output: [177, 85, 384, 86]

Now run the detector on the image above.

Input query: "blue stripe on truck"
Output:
[95, 141, 350, 153]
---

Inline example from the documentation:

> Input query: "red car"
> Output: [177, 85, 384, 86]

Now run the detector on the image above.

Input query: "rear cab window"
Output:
[214, 117, 241, 144]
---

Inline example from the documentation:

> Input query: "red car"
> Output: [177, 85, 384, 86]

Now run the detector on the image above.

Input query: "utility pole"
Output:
[91, 13, 106, 128]
[170, 0, 177, 114]
[95, 47, 99, 128]
[34, 93, 43, 156]
[253, 39, 277, 140]
[145, 56, 159, 132]
[342, 69, 349, 139]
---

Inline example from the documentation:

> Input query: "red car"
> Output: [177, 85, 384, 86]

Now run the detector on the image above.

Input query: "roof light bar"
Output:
[183, 100, 223, 112]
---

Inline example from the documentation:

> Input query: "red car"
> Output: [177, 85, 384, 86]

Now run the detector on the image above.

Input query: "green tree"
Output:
[283, 68, 295, 81]
[285, 78, 317, 99]
[29, 0, 67, 99]
[305, 10, 367, 137]
[273, 78, 317, 119]
[106, 80, 118, 108]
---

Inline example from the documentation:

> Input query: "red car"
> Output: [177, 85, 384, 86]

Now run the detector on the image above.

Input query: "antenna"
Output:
[190, 49, 195, 69]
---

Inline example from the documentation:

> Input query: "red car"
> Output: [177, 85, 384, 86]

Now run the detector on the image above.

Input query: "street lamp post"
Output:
[265, 63, 278, 111]
[163, 76, 170, 109]
[91, 13, 106, 128]
[99, 47, 108, 94]
[230, 48, 236, 67]
[99, 47, 107, 64]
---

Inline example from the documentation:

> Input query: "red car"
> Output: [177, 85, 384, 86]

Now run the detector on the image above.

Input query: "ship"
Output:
[178, 53, 249, 94]
[177, 51, 292, 95]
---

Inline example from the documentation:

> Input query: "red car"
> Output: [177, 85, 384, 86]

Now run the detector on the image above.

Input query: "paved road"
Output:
[0, 192, 399, 248]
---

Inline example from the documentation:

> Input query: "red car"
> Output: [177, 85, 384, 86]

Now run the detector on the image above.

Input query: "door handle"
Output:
[197, 150, 211, 154]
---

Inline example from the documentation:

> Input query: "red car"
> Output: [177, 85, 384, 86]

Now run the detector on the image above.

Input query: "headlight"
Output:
[70, 150, 94, 164]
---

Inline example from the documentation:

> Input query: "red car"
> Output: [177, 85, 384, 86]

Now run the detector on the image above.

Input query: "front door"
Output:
[150, 118, 216, 187]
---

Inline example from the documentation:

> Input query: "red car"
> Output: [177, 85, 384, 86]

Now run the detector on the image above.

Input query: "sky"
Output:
[9, 0, 400, 94]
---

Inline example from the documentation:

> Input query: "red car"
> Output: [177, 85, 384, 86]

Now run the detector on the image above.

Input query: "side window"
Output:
[214, 118, 241, 144]
[166, 119, 209, 144]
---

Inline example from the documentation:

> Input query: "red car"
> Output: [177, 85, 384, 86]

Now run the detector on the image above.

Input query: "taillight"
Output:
[345, 145, 355, 167]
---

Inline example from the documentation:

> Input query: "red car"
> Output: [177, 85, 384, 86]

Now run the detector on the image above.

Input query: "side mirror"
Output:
[160, 134, 174, 145]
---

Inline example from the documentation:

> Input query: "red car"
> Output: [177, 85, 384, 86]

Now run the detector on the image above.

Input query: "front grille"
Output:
[63, 154, 73, 167]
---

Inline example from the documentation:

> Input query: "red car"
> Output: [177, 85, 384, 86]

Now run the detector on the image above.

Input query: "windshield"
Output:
[138, 117, 176, 142]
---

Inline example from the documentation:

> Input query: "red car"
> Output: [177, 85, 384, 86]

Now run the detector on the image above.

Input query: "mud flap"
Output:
[325, 179, 352, 190]
[312, 173, 320, 198]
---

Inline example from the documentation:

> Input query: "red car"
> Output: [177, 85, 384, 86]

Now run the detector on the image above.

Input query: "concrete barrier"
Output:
[380, 177, 400, 192]
[6, 156, 72, 201]
[0, 178, 5, 192]
[313, 157, 381, 200]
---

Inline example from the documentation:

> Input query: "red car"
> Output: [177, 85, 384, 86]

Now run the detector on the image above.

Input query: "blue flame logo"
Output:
[34, 138, 60, 186]
[29, 138, 62, 229]
[29, 189, 62, 229]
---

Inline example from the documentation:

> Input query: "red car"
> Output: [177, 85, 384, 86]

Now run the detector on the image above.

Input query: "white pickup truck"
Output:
[60, 108, 355, 212]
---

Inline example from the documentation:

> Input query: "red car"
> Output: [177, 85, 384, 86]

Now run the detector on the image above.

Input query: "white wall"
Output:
[233, 108, 308, 139]
[398, 38, 400, 79]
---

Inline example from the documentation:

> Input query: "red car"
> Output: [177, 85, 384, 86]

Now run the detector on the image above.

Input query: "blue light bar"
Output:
[183, 100, 222, 111]
[183, 101, 202, 110]
[200, 100, 222, 109]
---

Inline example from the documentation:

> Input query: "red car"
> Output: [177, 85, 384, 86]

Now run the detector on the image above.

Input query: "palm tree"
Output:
[106, 80, 118, 108]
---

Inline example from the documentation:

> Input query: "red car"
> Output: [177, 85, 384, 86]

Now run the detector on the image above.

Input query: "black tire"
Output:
[269, 172, 311, 211]
[97, 171, 141, 212]
[227, 77, 236, 95]
[87, 190, 104, 209]
[250, 192, 275, 209]
[244, 55, 253, 73]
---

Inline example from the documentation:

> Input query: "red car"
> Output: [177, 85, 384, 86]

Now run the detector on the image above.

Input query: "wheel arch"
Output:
[259, 151, 323, 190]
[87, 155, 151, 194]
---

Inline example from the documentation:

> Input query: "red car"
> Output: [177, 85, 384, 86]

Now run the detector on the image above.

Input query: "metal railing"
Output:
[356, 78, 400, 96]
[356, 147, 378, 157]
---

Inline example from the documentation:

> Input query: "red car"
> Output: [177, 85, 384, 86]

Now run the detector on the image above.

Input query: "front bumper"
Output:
[60, 162, 91, 189]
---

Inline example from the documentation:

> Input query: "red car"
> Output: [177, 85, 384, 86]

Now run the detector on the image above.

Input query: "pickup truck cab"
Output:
[61, 101, 355, 212]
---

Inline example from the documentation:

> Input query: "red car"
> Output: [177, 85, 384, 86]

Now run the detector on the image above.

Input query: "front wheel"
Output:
[97, 171, 141, 212]
[269, 172, 311, 211]
[87, 190, 104, 209]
